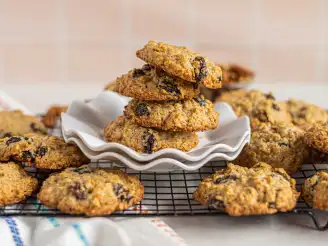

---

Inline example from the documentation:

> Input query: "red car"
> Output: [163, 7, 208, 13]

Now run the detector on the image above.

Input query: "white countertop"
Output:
[1, 82, 328, 246]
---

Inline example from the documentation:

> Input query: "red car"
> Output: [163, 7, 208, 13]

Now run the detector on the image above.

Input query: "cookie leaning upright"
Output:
[136, 41, 222, 89]
[38, 165, 144, 216]
[194, 162, 299, 216]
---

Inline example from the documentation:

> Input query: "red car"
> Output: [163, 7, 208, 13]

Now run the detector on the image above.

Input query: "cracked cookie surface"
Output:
[0, 110, 47, 138]
[0, 162, 38, 205]
[104, 116, 199, 153]
[194, 162, 299, 216]
[136, 41, 222, 89]
[124, 95, 219, 132]
[38, 165, 144, 216]
[304, 124, 328, 153]
[302, 171, 328, 211]
[234, 122, 307, 173]
[217, 90, 291, 129]
[107, 64, 200, 101]
[0, 134, 89, 169]
[283, 99, 328, 129]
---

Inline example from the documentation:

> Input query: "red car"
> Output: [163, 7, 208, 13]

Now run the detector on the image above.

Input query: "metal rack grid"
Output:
[0, 119, 327, 231]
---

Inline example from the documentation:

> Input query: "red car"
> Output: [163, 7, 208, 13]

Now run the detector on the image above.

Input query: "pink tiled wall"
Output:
[0, 0, 327, 85]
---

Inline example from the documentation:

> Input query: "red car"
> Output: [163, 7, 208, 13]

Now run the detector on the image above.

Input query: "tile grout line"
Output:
[315, 0, 327, 81]
[55, 0, 69, 83]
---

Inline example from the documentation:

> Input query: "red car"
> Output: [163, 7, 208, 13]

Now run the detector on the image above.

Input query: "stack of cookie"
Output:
[104, 41, 222, 153]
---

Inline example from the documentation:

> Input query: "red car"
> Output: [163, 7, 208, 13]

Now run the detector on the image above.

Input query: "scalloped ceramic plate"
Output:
[61, 91, 251, 171]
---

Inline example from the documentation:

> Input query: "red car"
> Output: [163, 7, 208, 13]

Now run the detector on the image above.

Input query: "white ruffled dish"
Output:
[61, 91, 251, 171]
[64, 135, 249, 171]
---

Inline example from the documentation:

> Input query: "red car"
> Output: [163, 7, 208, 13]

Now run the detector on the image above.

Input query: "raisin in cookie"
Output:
[38, 165, 144, 216]
[217, 90, 291, 128]
[234, 122, 307, 173]
[107, 64, 200, 101]
[302, 171, 328, 211]
[283, 99, 328, 128]
[304, 124, 328, 153]
[104, 116, 198, 153]
[0, 135, 89, 169]
[194, 162, 299, 216]
[42, 105, 68, 128]
[0, 162, 38, 205]
[124, 95, 219, 132]
[0, 110, 47, 138]
[136, 41, 222, 89]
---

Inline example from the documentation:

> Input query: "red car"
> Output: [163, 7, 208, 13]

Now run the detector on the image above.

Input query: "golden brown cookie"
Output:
[194, 162, 299, 216]
[38, 165, 144, 216]
[104, 116, 199, 153]
[217, 63, 254, 84]
[0, 110, 47, 138]
[217, 90, 292, 129]
[304, 124, 328, 153]
[234, 122, 308, 173]
[124, 95, 219, 132]
[42, 105, 68, 128]
[107, 64, 200, 101]
[0, 135, 89, 169]
[306, 148, 328, 164]
[0, 162, 38, 205]
[302, 171, 328, 211]
[136, 41, 222, 89]
[283, 99, 328, 128]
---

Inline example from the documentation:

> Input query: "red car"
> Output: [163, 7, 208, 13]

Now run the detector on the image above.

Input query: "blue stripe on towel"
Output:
[72, 223, 89, 246]
[47, 217, 61, 228]
[4, 217, 24, 246]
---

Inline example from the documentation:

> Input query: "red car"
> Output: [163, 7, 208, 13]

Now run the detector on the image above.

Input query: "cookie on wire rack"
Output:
[38, 165, 144, 216]
[216, 89, 292, 129]
[0, 134, 89, 169]
[0, 110, 47, 138]
[304, 124, 328, 154]
[234, 121, 308, 174]
[302, 171, 328, 211]
[283, 99, 328, 129]
[194, 162, 299, 216]
[0, 162, 38, 205]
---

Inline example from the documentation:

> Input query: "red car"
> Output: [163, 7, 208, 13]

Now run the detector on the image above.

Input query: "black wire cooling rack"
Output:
[1, 118, 327, 231]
